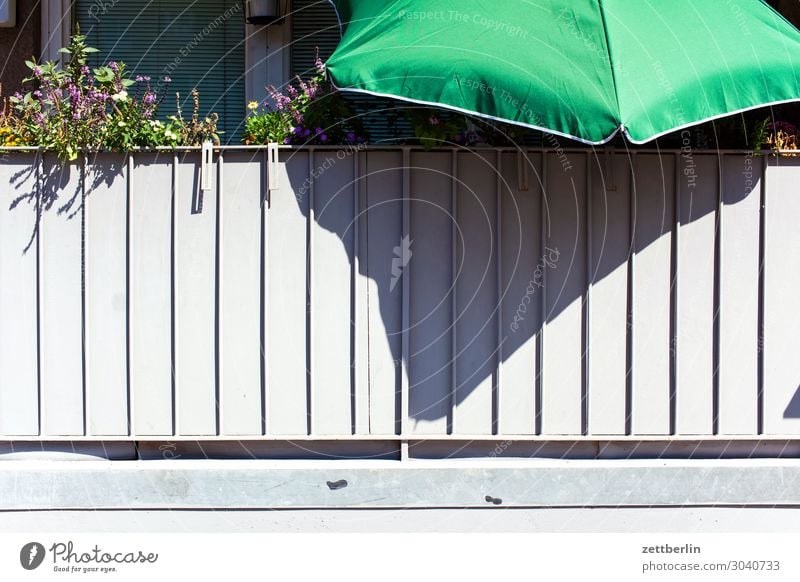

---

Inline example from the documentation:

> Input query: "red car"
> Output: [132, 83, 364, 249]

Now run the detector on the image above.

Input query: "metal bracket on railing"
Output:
[604, 146, 617, 191]
[266, 142, 280, 208]
[517, 150, 530, 191]
[195, 140, 214, 214]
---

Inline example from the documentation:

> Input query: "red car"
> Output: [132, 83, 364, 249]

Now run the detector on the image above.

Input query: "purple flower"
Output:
[315, 127, 323, 135]
[33, 90, 42, 99]
[108, 61, 119, 72]
[293, 126, 303, 135]
[320, 133, 328, 142]
[32, 66, 43, 77]
[81, 65, 90, 75]
[163, 76, 172, 83]
[143, 92, 156, 105]
[769, 121, 797, 135]
[283, 137, 292, 144]
[136, 75, 144, 82]
[303, 128, 312, 137]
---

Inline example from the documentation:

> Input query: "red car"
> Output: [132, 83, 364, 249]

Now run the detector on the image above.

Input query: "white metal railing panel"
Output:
[0, 148, 797, 442]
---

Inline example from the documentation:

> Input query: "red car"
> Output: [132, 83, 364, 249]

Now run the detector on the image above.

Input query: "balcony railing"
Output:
[0, 146, 798, 443]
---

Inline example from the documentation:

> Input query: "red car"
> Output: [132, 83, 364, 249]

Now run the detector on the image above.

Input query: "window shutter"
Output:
[74, 0, 246, 143]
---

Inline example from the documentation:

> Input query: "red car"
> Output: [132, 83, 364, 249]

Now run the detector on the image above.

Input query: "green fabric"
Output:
[326, 0, 800, 144]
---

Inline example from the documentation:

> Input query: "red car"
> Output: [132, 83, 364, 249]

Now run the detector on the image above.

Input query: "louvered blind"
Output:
[74, 0, 245, 143]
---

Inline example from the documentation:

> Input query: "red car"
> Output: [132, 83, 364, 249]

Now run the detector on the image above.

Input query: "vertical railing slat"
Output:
[364, 150, 404, 436]
[542, 150, 585, 435]
[587, 150, 629, 436]
[266, 150, 311, 435]
[219, 152, 263, 436]
[763, 156, 800, 434]
[494, 150, 502, 435]
[496, 151, 539, 435]
[718, 153, 760, 435]
[354, 150, 371, 434]
[129, 153, 173, 436]
[407, 151, 454, 436]
[631, 153, 673, 435]
[675, 154, 716, 435]
[39, 156, 85, 436]
[401, 148, 411, 438]
[0, 153, 40, 436]
[84, 153, 129, 436]
[450, 150, 458, 435]
[311, 149, 357, 436]
[174, 152, 217, 436]
[453, 151, 497, 435]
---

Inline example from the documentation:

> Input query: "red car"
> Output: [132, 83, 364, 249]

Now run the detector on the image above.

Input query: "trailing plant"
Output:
[408, 108, 469, 149]
[244, 51, 365, 146]
[752, 118, 798, 152]
[6, 33, 219, 159]
[173, 89, 221, 146]
[406, 107, 541, 149]
[0, 84, 33, 147]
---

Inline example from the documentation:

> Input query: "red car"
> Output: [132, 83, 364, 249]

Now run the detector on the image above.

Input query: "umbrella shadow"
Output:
[285, 145, 741, 432]
[785, 386, 800, 419]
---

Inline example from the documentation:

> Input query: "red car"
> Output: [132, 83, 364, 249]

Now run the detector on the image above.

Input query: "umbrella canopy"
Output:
[325, 0, 800, 144]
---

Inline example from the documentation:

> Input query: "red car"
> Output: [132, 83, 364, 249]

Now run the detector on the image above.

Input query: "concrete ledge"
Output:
[1, 459, 799, 510]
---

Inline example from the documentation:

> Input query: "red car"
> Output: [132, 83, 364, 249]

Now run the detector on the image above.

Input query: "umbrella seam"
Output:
[596, 0, 623, 125]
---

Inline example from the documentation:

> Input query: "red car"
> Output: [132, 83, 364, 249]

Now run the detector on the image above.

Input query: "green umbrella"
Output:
[325, 0, 800, 144]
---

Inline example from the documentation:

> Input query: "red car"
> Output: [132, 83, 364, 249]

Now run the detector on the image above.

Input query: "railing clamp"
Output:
[195, 140, 214, 214]
[267, 142, 280, 208]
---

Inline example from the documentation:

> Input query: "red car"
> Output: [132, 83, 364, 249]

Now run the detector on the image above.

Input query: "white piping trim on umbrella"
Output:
[328, 82, 622, 146]
[324, 0, 800, 145]
[326, 0, 344, 38]
[621, 97, 800, 144]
